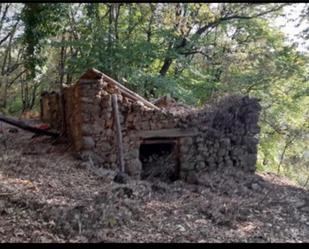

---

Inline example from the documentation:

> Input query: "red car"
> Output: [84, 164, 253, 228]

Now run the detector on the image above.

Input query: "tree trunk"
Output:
[159, 58, 173, 76]
[59, 33, 66, 88]
[0, 76, 8, 109]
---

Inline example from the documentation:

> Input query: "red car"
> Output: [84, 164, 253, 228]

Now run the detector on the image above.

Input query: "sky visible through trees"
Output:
[273, 3, 308, 53]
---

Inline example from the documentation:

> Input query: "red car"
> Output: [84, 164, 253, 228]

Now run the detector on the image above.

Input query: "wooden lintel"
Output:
[141, 138, 177, 144]
[135, 128, 199, 138]
[0, 114, 59, 137]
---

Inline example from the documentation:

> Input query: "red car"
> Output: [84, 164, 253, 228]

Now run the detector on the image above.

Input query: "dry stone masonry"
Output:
[41, 68, 262, 183]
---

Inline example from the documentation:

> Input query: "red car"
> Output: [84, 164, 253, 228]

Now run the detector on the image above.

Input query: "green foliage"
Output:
[20, 3, 69, 79]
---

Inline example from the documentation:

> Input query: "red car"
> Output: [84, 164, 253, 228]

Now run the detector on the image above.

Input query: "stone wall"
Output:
[40, 91, 63, 130]
[176, 95, 262, 183]
[40, 69, 262, 183]
[63, 84, 83, 151]
[72, 77, 179, 178]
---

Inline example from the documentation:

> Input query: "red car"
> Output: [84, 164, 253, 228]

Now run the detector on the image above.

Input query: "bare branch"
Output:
[0, 3, 10, 32]
[195, 4, 288, 37]
[8, 69, 27, 87]
[0, 17, 19, 46]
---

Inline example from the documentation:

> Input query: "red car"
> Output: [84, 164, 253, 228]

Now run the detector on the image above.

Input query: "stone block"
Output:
[126, 159, 142, 178]
[196, 161, 206, 171]
[82, 136, 95, 149]
[100, 142, 112, 151]
[186, 172, 198, 184]
[181, 161, 195, 171]
[81, 124, 93, 135]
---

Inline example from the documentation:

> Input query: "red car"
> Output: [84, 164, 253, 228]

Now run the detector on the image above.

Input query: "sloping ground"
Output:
[0, 123, 308, 243]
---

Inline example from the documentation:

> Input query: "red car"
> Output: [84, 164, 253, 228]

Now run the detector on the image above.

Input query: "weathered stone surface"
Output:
[181, 161, 195, 171]
[109, 153, 117, 163]
[82, 136, 95, 149]
[196, 161, 206, 171]
[217, 149, 226, 157]
[80, 97, 94, 104]
[126, 149, 139, 159]
[126, 159, 142, 178]
[105, 129, 114, 137]
[113, 172, 129, 184]
[81, 112, 92, 123]
[81, 124, 93, 136]
[180, 145, 190, 153]
[186, 172, 198, 184]
[100, 142, 112, 151]
[224, 159, 233, 168]
[180, 137, 193, 145]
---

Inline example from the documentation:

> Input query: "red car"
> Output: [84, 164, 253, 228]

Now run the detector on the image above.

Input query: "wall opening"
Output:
[139, 138, 179, 183]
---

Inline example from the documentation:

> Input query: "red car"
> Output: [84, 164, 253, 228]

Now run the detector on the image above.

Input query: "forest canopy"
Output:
[0, 3, 308, 187]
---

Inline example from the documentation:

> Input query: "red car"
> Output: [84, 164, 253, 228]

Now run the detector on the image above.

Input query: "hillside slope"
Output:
[0, 123, 308, 243]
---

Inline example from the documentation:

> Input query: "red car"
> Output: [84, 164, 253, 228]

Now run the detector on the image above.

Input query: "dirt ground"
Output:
[0, 122, 308, 243]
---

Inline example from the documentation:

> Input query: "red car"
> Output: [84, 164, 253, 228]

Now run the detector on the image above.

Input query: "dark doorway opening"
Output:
[139, 138, 179, 183]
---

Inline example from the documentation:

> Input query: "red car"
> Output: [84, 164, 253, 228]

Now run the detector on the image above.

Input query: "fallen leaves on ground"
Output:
[0, 124, 308, 243]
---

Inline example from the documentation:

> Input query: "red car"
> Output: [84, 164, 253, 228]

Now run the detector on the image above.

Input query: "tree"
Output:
[20, 3, 68, 111]
[0, 3, 24, 111]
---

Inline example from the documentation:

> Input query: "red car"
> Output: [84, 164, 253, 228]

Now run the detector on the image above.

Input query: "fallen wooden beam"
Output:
[0, 114, 59, 137]
[89, 68, 161, 111]
[135, 128, 199, 138]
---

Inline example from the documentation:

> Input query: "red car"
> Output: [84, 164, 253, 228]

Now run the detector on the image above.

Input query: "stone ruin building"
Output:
[40, 68, 262, 184]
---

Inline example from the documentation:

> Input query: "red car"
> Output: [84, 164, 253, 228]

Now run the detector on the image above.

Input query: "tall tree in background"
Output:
[20, 3, 68, 111]
[0, 3, 23, 111]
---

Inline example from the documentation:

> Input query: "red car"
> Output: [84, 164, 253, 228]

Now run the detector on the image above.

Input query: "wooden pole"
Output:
[112, 94, 125, 173]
